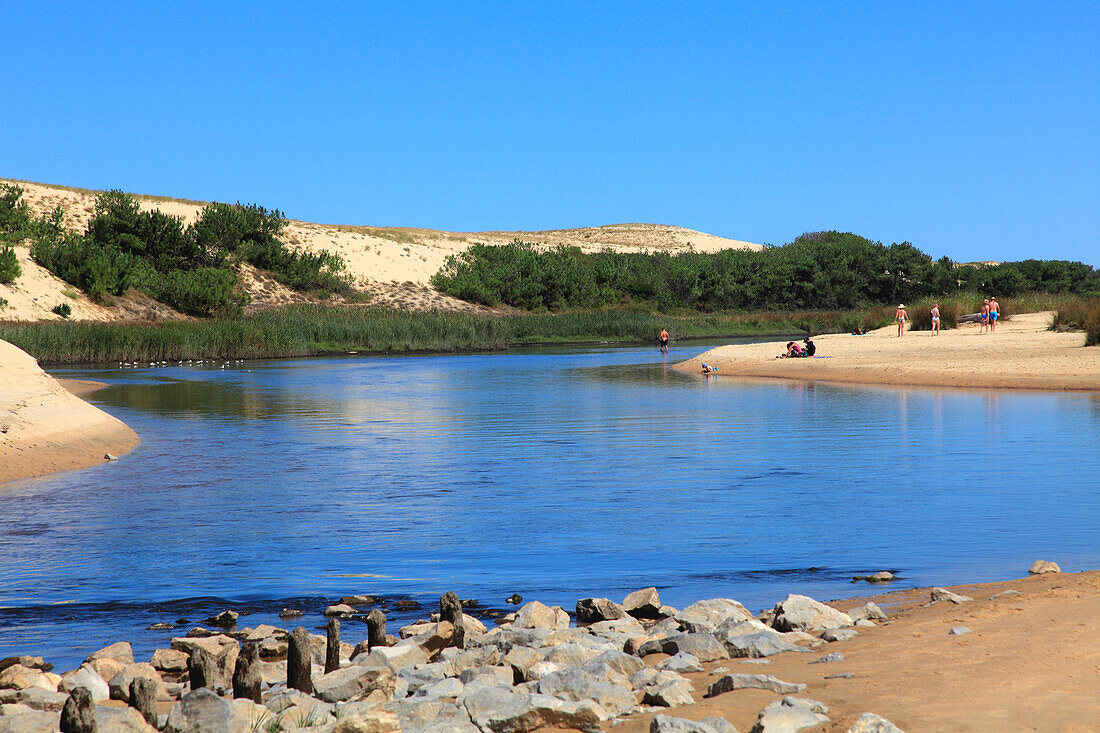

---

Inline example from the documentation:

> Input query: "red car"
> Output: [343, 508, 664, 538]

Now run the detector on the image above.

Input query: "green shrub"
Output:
[1053, 297, 1100, 346]
[909, 299, 958, 331]
[155, 267, 247, 317]
[0, 243, 20, 283]
[32, 231, 133, 301]
[51, 303, 72, 318]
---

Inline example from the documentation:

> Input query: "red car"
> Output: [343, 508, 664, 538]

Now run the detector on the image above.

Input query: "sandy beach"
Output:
[0, 339, 139, 484]
[678, 311, 1100, 391]
[586, 570, 1100, 733]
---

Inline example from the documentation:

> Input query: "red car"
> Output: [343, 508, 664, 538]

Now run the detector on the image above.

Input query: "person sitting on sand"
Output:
[851, 326, 866, 335]
[659, 328, 669, 353]
[895, 304, 908, 337]
[803, 337, 816, 356]
[931, 304, 940, 336]
[700, 362, 718, 374]
[780, 341, 806, 358]
[980, 299, 990, 333]
[989, 297, 999, 333]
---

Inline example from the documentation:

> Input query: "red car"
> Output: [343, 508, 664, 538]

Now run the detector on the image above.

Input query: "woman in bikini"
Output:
[931, 304, 940, 336]
[895, 304, 908, 337]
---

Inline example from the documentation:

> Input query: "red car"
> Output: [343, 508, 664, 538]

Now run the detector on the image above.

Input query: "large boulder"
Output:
[356, 643, 430, 673]
[513, 602, 570, 630]
[314, 666, 395, 703]
[0, 665, 61, 692]
[576, 598, 629, 624]
[60, 664, 110, 702]
[460, 685, 604, 731]
[638, 633, 728, 662]
[535, 668, 636, 718]
[642, 674, 695, 707]
[86, 642, 135, 667]
[1028, 560, 1061, 575]
[622, 588, 663, 619]
[12, 687, 70, 711]
[382, 698, 476, 732]
[675, 599, 754, 634]
[0, 703, 59, 733]
[705, 674, 806, 698]
[650, 715, 740, 733]
[749, 696, 829, 733]
[717, 626, 807, 659]
[847, 603, 888, 623]
[150, 649, 189, 676]
[770, 595, 852, 633]
[929, 588, 972, 604]
[94, 704, 159, 732]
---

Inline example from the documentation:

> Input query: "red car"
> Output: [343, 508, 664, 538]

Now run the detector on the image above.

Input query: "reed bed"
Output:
[0, 305, 897, 364]
[1052, 297, 1100, 346]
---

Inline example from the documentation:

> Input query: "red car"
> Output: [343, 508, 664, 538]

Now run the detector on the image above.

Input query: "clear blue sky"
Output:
[3, 2, 1097, 264]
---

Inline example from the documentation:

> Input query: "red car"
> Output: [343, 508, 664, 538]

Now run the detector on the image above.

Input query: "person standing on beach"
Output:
[989, 296, 999, 333]
[659, 328, 669, 353]
[931, 304, 940, 335]
[980, 299, 990, 333]
[895, 304, 908, 337]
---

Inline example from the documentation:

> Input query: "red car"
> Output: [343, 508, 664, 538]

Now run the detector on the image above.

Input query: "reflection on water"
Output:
[1, 341, 1098, 670]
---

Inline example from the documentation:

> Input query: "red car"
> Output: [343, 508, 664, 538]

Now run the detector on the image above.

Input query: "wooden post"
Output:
[325, 618, 341, 674]
[287, 627, 313, 694]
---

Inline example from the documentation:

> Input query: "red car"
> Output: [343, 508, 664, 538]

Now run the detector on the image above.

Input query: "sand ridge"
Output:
[0, 338, 139, 484]
[677, 311, 1100, 391]
[1, 179, 761, 320]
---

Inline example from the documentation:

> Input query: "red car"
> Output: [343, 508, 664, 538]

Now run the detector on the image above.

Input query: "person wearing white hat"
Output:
[895, 303, 908, 337]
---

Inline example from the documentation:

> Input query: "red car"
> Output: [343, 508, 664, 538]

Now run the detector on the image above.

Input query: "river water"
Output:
[2, 341, 1098, 670]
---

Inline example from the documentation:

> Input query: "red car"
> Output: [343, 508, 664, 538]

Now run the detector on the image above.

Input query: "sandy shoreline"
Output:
[677, 311, 1100, 392]
[0, 340, 139, 484]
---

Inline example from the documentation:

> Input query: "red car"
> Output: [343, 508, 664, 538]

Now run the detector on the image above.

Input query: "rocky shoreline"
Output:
[3, 561, 1077, 733]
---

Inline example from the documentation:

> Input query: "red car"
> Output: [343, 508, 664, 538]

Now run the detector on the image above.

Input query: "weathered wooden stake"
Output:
[440, 591, 466, 648]
[325, 618, 341, 674]
[233, 642, 262, 703]
[187, 647, 213, 690]
[287, 627, 313, 694]
[128, 677, 158, 727]
[60, 686, 97, 733]
[366, 609, 387, 650]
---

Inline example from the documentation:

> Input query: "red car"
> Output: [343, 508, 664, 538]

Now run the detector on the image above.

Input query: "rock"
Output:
[658, 652, 704, 674]
[315, 665, 395, 703]
[415, 676, 466, 700]
[855, 620, 876, 628]
[846, 711, 906, 732]
[392, 600, 421, 610]
[512, 601, 570, 630]
[357, 643, 430, 673]
[85, 642, 134, 668]
[462, 614, 488, 637]
[749, 696, 829, 733]
[185, 627, 215, 638]
[1029, 560, 1061, 575]
[821, 628, 858, 643]
[536, 668, 635, 717]
[0, 664, 60, 692]
[164, 688, 231, 732]
[0, 657, 52, 674]
[381, 698, 476, 732]
[582, 650, 644, 679]
[128, 677, 159, 727]
[650, 715, 741, 733]
[990, 589, 1021, 600]
[929, 588, 972, 604]
[406, 621, 456, 657]
[232, 643, 262, 703]
[0, 703, 60, 733]
[948, 627, 972, 636]
[279, 608, 304, 618]
[447, 647, 502, 676]
[809, 652, 844, 664]
[718, 628, 807, 659]
[771, 595, 852, 633]
[96, 705, 161, 731]
[576, 597, 629, 623]
[505, 594, 523, 605]
[331, 709, 401, 732]
[461, 685, 604, 731]
[85, 659, 125, 690]
[675, 599, 754, 634]
[13, 687, 70, 711]
[107, 664, 166, 703]
[367, 609, 388, 650]
[741, 659, 771, 665]
[587, 616, 645, 639]
[61, 666, 109, 702]
[147, 623, 175, 631]
[642, 675, 696, 707]
[853, 572, 894, 583]
[325, 603, 358, 617]
[151, 649, 189, 675]
[170, 635, 239, 692]
[341, 595, 378, 606]
[458, 666, 512, 687]
[825, 672, 853, 679]
[705, 674, 806, 698]
[204, 610, 239, 629]
[622, 587, 663, 619]
[59, 687, 97, 733]
[847, 602, 888, 623]
[541, 642, 604, 669]
[287, 627, 313, 694]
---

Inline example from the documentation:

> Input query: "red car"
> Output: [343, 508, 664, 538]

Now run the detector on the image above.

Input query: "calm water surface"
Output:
[2, 341, 1098, 669]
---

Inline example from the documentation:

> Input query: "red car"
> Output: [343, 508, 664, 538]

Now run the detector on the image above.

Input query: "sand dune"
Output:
[0, 338, 139, 484]
[678, 311, 1100, 391]
[1, 179, 761, 321]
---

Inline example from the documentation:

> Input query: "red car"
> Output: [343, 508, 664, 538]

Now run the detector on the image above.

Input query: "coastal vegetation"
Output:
[431, 233, 1099, 312]
[1, 185, 351, 317]
[0, 304, 897, 364]
[1053, 297, 1100, 346]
